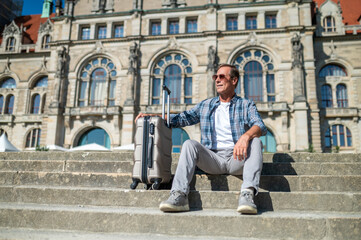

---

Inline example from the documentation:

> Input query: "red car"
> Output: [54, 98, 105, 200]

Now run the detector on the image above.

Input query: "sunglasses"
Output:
[212, 74, 229, 81]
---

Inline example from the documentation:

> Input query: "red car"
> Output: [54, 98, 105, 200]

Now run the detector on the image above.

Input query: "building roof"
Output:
[0, 13, 54, 45]
[314, 0, 361, 26]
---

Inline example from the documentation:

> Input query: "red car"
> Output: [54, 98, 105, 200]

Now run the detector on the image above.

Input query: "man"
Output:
[135, 64, 267, 214]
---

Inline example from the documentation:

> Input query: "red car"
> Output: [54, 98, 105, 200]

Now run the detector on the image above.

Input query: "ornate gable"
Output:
[39, 19, 54, 34]
[2, 21, 22, 37]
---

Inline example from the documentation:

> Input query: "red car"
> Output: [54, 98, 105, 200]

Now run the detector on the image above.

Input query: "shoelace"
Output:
[242, 192, 254, 203]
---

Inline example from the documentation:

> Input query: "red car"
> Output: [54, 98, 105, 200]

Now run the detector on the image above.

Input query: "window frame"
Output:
[150, 20, 162, 36]
[186, 18, 198, 33]
[226, 15, 238, 31]
[246, 15, 258, 30]
[41, 34, 51, 49]
[80, 25, 91, 40]
[323, 16, 336, 32]
[113, 23, 124, 38]
[6, 37, 16, 51]
[265, 14, 277, 29]
[96, 25, 107, 39]
[168, 19, 179, 35]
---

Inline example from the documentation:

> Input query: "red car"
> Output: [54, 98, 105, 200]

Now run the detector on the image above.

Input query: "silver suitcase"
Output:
[130, 85, 172, 190]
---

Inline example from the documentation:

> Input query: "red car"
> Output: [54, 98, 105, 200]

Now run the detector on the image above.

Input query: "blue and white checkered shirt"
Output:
[170, 95, 267, 150]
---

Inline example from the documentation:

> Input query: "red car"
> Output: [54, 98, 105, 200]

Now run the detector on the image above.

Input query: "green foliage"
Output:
[308, 144, 315, 153]
[36, 145, 49, 151]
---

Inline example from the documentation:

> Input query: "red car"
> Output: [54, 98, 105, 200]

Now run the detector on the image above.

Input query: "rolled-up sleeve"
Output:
[170, 104, 201, 128]
[247, 101, 267, 136]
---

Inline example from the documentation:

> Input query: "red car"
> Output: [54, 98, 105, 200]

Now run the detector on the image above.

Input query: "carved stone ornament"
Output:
[2, 21, 21, 37]
[128, 42, 139, 74]
[329, 40, 337, 60]
[39, 19, 53, 34]
[167, 36, 179, 49]
[246, 32, 261, 46]
[94, 41, 104, 53]
[291, 33, 303, 69]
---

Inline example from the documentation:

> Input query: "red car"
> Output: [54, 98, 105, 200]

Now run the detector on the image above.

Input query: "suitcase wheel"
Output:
[130, 178, 140, 190]
[151, 178, 162, 190]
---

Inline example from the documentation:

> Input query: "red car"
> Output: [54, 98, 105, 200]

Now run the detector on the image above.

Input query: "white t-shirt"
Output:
[214, 101, 234, 150]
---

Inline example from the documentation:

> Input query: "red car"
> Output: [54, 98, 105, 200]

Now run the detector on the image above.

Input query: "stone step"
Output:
[0, 202, 359, 239]
[0, 228, 246, 240]
[0, 186, 359, 212]
[1, 171, 360, 192]
[1, 160, 360, 176]
[1, 152, 360, 163]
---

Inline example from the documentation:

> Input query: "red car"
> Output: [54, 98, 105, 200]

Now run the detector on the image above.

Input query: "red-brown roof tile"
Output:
[313, 0, 361, 25]
[0, 13, 55, 45]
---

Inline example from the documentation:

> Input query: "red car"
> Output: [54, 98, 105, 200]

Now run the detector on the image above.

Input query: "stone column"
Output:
[292, 101, 310, 151]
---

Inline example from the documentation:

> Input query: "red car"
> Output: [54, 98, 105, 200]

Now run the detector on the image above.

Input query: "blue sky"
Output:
[21, 0, 56, 16]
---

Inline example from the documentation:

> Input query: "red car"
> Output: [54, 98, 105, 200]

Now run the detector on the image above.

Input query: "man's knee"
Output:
[250, 137, 263, 151]
[181, 139, 200, 151]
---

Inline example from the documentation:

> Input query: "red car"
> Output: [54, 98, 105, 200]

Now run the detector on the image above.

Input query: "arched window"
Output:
[42, 35, 51, 49]
[34, 76, 48, 88]
[164, 65, 182, 104]
[0, 95, 3, 114]
[319, 64, 347, 77]
[323, 16, 336, 32]
[25, 128, 41, 148]
[325, 124, 352, 148]
[6, 37, 15, 51]
[77, 128, 111, 149]
[172, 128, 190, 153]
[0, 78, 16, 88]
[152, 53, 193, 105]
[321, 84, 332, 108]
[260, 130, 277, 153]
[4, 95, 14, 114]
[78, 57, 117, 107]
[336, 84, 348, 108]
[244, 61, 263, 101]
[233, 50, 275, 102]
[31, 94, 41, 114]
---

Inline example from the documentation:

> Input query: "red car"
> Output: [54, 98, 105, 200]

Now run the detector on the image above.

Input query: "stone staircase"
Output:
[0, 152, 360, 239]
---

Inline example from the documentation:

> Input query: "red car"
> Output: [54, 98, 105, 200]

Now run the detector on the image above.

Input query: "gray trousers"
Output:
[171, 138, 263, 195]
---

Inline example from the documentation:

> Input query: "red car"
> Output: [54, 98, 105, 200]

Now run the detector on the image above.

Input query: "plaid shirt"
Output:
[170, 95, 267, 149]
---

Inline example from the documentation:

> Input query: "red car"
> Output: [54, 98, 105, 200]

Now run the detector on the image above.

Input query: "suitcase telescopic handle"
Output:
[162, 85, 171, 128]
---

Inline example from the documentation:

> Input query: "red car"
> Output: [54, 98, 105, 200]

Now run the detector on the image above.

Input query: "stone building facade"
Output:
[0, 0, 360, 153]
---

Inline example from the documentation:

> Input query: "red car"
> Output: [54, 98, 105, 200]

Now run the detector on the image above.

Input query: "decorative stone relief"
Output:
[39, 19, 54, 34]
[2, 21, 21, 37]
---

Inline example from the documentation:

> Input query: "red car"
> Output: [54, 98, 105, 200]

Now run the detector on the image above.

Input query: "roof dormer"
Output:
[315, 0, 344, 36]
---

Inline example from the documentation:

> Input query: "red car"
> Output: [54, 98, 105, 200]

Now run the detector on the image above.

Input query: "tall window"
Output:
[1, 78, 16, 88]
[114, 24, 124, 38]
[42, 35, 51, 49]
[0, 95, 3, 114]
[151, 21, 161, 35]
[265, 14, 277, 28]
[325, 124, 352, 149]
[164, 65, 182, 103]
[77, 128, 110, 149]
[246, 15, 257, 29]
[25, 128, 41, 148]
[321, 84, 333, 108]
[319, 64, 347, 77]
[336, 84, 348, 108]
[4, 95, 14, 114]
[31, 94, 41, 114]
[6, 37, 15, 51]
[227, 16, 238, 31]
[169, 20, 179, 34]
[34, 77, 48, 88]
[81, 26, 91, 40]
[233, 50, 275, 102]
[187, 19, 197, 33]
[97, 26, 107, 39]
[78, 57, 117, 107]
[323, 16, 336, 32]
[244, 61, 263, 101]
[152, 53, 193, 105]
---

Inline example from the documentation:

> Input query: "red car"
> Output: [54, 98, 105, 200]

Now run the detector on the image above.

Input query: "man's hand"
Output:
[233, 134, 251, 161]
[134, 113, 161, 123]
